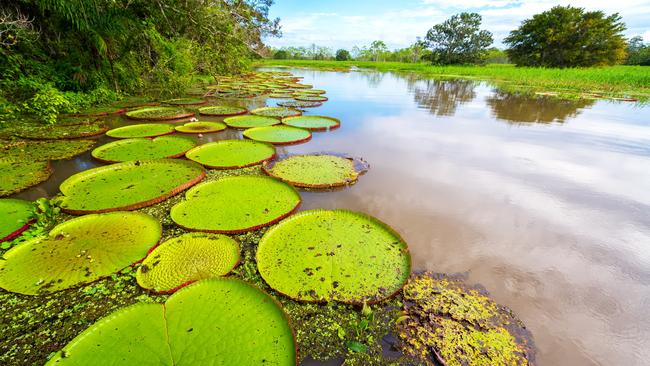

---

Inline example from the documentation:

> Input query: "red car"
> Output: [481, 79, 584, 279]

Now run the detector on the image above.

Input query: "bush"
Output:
[336, 49, 351, 61]
[21, 84, 78, 124]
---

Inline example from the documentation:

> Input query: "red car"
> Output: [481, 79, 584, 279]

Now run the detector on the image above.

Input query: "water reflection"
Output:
[408, 78, 477, 116]
[486, 91, 596, 124]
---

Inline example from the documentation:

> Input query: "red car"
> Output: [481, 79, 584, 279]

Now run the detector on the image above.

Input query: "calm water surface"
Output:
[15, 68, 650, 366]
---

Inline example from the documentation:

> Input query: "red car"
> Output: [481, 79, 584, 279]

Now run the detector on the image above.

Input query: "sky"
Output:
[264, 0, 650, 50]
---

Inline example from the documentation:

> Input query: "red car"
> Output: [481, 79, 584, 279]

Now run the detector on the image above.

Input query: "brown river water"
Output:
[13, 68, 650, 366]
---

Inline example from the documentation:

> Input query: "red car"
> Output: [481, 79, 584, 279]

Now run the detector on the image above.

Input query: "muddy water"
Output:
[14, 68, 650, 366]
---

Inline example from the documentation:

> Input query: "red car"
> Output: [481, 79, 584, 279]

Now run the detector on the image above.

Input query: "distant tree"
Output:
[625, 36, 650, 65]
[505, 6, 627, 67]
[369, 40, 389, 61]
[273, 50, 288, 59]
[485, 48, 509, 64]
[335, 49, 351, 61]
[424, 12, 493, 65]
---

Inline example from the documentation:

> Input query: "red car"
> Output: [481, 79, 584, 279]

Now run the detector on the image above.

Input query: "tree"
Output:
[335, 49, 351, 61]
[273, 50, 288, 59]
[625, 36, 650, 65]
[369, 40, 388, 61]
[504, 6, 627, 67]
[424, 13, 493, 65]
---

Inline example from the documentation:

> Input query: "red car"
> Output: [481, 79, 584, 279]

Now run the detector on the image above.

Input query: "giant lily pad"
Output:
[106, 124, 175, 139]
[125, 107, 194, 121]
[185, 140, 275, 169]
[136, 233, 240, 293]
[0, 199, 34, 242]
[171, 175, 300, 233]
[277, 100, 323, 108]
[197, 105, 247, 116]
[256, 209, 411, 304]
[16, 123, 108, 140]
[175, 121, 226, 134]
[163, 97, 207, 106]
[295, 95, 328, 102]
[45, 278, 296, 365]
[0, 212, 161, 295]
[1, 140, 95, 162]
[243, 126, 312, 145]
[91, 136, 196, 163]
[282, 116, 340, 131]
[0, 160, 52, 196]
[223, 115, 281, 129]
[263, 154, 368, 188]
[251, 107, 302, 118]
[58, 159, 205, 214]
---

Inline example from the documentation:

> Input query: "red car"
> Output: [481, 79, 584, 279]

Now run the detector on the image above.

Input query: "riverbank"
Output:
[256, 60, 650, 102]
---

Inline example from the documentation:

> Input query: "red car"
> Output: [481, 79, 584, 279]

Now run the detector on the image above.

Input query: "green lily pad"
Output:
[243, 126, 312, 145]
[269, 92, 295, 98]
[0, 140, 95, 162]
[297, 89, 326, 95]
[256, 209, 411, 304]
[263, 154, 368, 188]
[91, 136, 197, 163]
[0, 160, 52, 196]
[74, 106, 126, 116]
[106, 124, 175, 139]
[277, 100, 323, 108]
[175, 121, 226, 134]
[136, 233, 240, 293]
[16, 123, 108, 140]
[162, 98, 207, 106]
[295, 95, 328, 102]
[58, 159, 205, 214]
[0, 199, 34, 242]
[171, 175, 300, 233]
[125, 107, 194, 121]
[185, 140, 276, 169]
[0, 212, 161, 295]
[281, 116, 340, 131]
[197, 105, 248, 116]
[46, 278, 296, 365]
[251, 107, 302, 118]
[223, 115, 281, 129]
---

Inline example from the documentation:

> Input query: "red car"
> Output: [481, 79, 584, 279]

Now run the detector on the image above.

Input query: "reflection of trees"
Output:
[410, 79, 477, 116]
[486, 91, 596, 124]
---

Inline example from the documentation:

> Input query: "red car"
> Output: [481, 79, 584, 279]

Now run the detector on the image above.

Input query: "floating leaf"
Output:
[125, 107, 194, 121]
[73, 106, 126, 116]
[223, 115, 281, 129]
[0, 199, 34, 242]
[281, 116, 340, 131]
[256, 209, 411, 304]
[251, 107, 302, 118]
[58, 159, 205, 214]
[243, 126, 311, 145]
[277, 100, 323, 108]
[0, 212, 161, 295]
[263, 154, 368, 188]
[16, 123, 108, 140]
[162, 98, 207, 106]
[197, 105, 247, 116]
[171, 175, 300, 233]
[185, 140, 275, 169]
[0, 140, 95, 162]
[0, 160, 52, 196]
[106, 124, 175, 139]
[91, 136, 196, 163]
[295, 95, 328, 102]
[175, 121, 226, 134]
[136, 233, 240, 293]
[46, 278, 296, 365]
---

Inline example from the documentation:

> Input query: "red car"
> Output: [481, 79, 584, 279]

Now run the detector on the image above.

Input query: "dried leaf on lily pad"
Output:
[16, 123, 108, 140]
[0, 160, 52, 196]
[396, 272, 536, 366]
[136, 233, 240, 293]
[256, 209, 411, 304]
[0, 139, 95, 162]
[281, 116, 340, 131]
[263, 154, 368, 189]
[185, 140, 276, 169]
[197, 105, 247, 116]
[175, 121, 226, 134]
[243, 125, 312, 145]
[125, 107, 194, 121]
[0, 212, 161, 295]
[251, 106, 302, 118]
[58, 159, 205, 214]
[46, 278, 297, 365]
[0, 199, 34, 242]
[171, 175, 300, 234]
[106, 124, 175, 139]
[91, 136, 196, 163]
[223, 115, 281, 129]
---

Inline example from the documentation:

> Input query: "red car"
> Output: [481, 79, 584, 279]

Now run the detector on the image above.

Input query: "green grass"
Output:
[257, 59, 650, 101]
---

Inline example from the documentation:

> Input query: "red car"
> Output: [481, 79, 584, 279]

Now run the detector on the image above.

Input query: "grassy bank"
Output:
[257, 60, 650, 101]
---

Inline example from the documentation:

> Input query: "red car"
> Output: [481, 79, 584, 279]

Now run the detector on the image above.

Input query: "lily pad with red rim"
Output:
[185, 140, 276, 169]
[106, 124, 175, 139]
[197, 105, 248, 116]
[91, 136, 196, 163]
[175, 121, 227, 134]
[262, 154, 368, 188]
[251, 107, 302, 118]
[125, 107, 195, 121]
[162, 98, 208, 106]
[294, 95, 328, 102]
[16, 123, 108, 140]
[0, 160, 52, 196]
[243, 125, 312, 145]
[0, 199, 34, 242]
[281, 116, 340, 131]
[223, 115, 281, 129]
[1, 140, 95, 162]
[277, 100, 323, 108]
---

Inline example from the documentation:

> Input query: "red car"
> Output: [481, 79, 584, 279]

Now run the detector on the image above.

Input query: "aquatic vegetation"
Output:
[175, 121, 226, 133]
[197, 105, 248, 116]
[91, 136, 196, 163]
[162, 97, 208, 106]
[73, 106, 126, 117]
[106, 124, 175, 138]
[0, 160, 52, 196]
[269, 92, 295, 98]
[396, 272, 535, 366]
[125, 107, 194, 121]
[243, 125, 312, 145]
[0, 212, 161, 295]
[282, 116, 341, 131]
[185, 140, 276, 169]
[171, 175, 300, 233]
[46, 279, 296, 365]
[263, 154, 368, 188]
[0, 199, 34, 242]
[15, 123, 108, 139]
[223, 115, 281, 129]
[277, 100, 323, 108]
[251, 106, 303, 118]
[297, 89, 327, 95]
[136, 233, 240, 293]
[0, 140, 95, 162]
[58, 159, 205, 214]
[257, 209, 411, 304]
[295, 95, 329, 102]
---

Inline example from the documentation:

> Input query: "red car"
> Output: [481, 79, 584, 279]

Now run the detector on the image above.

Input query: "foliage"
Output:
[336, 49, 351, 61]
[625, 36, 650, 66]
[505, 6, 627, 67]
[424, 13, 493, 65]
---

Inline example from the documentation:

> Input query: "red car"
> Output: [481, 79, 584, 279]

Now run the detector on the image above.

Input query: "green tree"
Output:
[625, 36, 650, 65]
[424, 12, 493, 65]
[504, 6, 627, 67]
[273, 50, 288, 59]
[335, 49, 351, 61]
[369, 40, 388, 62]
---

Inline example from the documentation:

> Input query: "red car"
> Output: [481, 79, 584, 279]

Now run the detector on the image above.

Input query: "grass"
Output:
[257, 59, 650, 102]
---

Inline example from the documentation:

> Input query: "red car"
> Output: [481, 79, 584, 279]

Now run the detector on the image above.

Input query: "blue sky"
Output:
[265, 0, 650, 50]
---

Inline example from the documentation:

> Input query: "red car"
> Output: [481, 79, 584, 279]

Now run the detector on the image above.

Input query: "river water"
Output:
[15, 68, 650, 366]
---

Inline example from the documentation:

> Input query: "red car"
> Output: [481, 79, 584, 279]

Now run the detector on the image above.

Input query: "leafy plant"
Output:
[424, 13, 493, 65]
